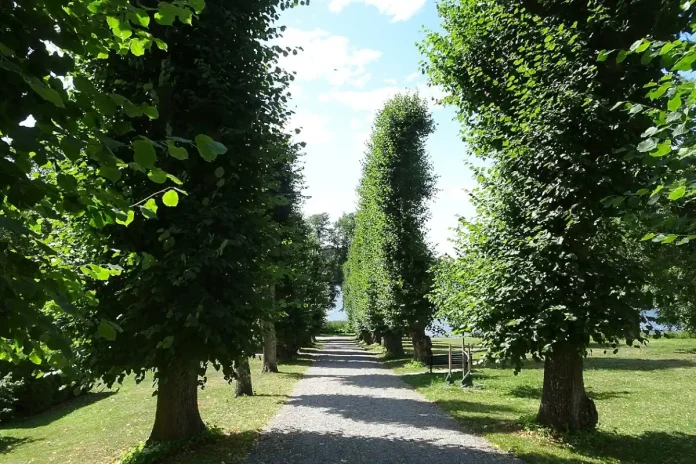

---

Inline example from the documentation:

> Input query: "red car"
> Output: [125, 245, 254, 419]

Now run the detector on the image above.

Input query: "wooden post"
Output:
[448, 344, 452, 376]
[462, 337, 466, 374]
[468, 344, 472, 375]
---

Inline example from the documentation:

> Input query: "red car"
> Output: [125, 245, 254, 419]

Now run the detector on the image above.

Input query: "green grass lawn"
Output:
[0, 354, 313, 464]
[375, 336, 696, 464]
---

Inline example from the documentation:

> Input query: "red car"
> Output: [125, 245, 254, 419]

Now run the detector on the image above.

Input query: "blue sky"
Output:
[276, 0, 476, 255]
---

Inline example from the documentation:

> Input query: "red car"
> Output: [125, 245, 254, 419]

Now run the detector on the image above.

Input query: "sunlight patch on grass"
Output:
[0, 356, 311, 464]
[392, 338, 696, 464]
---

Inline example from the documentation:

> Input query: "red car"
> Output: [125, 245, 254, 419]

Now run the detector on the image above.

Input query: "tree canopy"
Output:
[344, 93, 436, 359]
[421, 0, 688, 431]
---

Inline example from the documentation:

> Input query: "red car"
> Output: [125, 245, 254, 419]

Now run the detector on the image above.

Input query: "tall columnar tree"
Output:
[82, 0, 300, 442]
[343, 93, 436, 359]
[422, 0, 688, 431]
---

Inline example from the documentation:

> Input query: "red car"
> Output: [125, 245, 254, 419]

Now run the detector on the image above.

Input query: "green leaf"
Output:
[141, 104, 159, 119]
[98, 320, 117, 341]
[148, 168, 167, 184]
[155, 2, 178, 25]
[167, 141, 189, 160]
[29, 352, 42, 365]
[616, 50, 628, 63]
[130, 38, 147, 57]
[141, 198, 158, 220]
[116, 210, 135, 226]
[167, 174, 184, 185]
[133, 140, 157, 169]
[130, 9, 150, 27]
[668, 185, 686, 201]
[195, 134, 227, 162]
[597, 49, 612, 62]
[27, 78, 65, 108]
[650, 142, 671, 157]
[154, 39, 168, 51]
[673, 123, 688, 137]
[162, 189, 179, 207]
[142, 252, 156, 270]
[668, 94, 681, 111]
[641, 233, 656, 241]
[215, 166, 225, 178]
[662, 234, 678, 244]
[637, 138, 657, 153]
[99, 166, 122, 183]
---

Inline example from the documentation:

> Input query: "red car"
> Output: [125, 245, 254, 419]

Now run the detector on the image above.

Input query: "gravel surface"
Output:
[244, 336, 520, 464]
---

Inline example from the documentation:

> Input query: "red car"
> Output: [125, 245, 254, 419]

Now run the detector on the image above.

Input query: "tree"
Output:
[343, 93, 436, 360]
[0, 0, 204, 370]
[327, 212, 356, 287]
[422, 0, 687, 431]
[276, 215, 335, 359]
[81, 0, 301, 442]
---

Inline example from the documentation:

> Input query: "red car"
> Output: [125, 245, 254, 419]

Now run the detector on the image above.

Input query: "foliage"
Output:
[276, 215, 336, 358]
[421, 0, 688, 372]
[78, 0, 302, 394]
[343, 93, 436, 337]
[307, 212, 356, 286]
[602, 2, 696, 245]
[119, 427, 224, 464]
[0, 0, 208, 369]
[322, 320, 353, 335]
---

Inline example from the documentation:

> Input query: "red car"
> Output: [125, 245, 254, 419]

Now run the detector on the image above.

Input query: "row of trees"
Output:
[343, 93, 437, 362]
[1, 0, 334, 443]
[423, 0, 695, 432]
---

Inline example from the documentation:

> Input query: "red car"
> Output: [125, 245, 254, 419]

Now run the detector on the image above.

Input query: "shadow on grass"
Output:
[0, 435, 39, 455]
[508, 385, 631, 401]
[585, 357, 696, 371]
[166, 430, 259, 464]
[558, 430, 696, 464]
[1, 391, 116, 430]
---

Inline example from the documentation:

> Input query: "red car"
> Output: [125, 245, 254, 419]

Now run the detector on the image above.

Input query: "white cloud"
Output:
[405, 71, 422, 82]
[319, 84, 446, 113]
[290, 110, 336, 146]
[277, 28, 381, 88]
[319, 86, 402, 112]
[384, 78, 398, 85]
[328, 0, 427, 22]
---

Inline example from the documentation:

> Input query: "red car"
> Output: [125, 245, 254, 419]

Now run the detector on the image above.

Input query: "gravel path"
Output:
[244, 336, 519, 464]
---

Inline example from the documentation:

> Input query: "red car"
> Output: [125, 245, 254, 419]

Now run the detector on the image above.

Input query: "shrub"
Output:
[119, 427, 223, 464]
[323, 320, 353, 335]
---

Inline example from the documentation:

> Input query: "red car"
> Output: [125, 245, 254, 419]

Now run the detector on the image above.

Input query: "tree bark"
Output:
[262, 321, 279, 373]
[537, 343, 598, 431]
[363, 331, 374, 345]
[409, 326, 432, 362]
[234, 358, 253, 397]
[148, 359, 205, 443]
[383, 331, 404, 357]
[372, 330, 382, 346]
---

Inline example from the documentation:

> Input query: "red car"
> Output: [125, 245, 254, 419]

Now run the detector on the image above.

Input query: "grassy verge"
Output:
[0, 354, 313, 464]
[376, 336, 696, 464]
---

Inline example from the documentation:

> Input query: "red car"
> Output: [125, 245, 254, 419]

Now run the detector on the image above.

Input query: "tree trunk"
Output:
[410, 326, 432, 362]
[148, 359, 205, 443]
[262, 321, 279, 373]
[537, 343, 598, 431]
[363, 331, 374, 345]
[234, 358, 253, 397]
[372, 330, 382, 345]
[383, 331, 404, 357]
